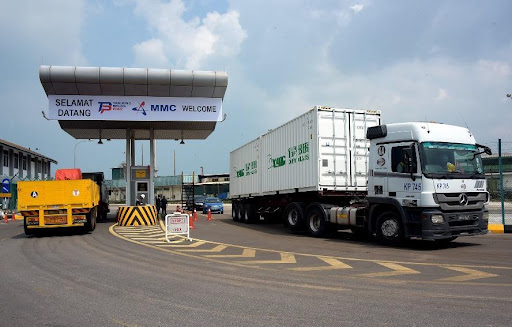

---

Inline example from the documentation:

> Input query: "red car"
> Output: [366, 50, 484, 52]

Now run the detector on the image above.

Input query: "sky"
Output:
[1, 0, 511, 179]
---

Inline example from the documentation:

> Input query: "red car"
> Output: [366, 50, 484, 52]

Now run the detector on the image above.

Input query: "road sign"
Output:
[2, 178, 10, 193]
[165, 212, 192, 242]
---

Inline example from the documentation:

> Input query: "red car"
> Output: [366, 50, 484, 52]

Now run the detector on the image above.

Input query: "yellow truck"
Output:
[17, 178, 101, 235]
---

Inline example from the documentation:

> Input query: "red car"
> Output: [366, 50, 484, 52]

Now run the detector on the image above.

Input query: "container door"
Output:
[318, 110, 350, 189]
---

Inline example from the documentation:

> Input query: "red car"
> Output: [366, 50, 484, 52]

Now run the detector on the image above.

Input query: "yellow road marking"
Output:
[237, 252, 296, 265]
[158, 241, 206, 248]
[205, 248, 256, 258]
[438, 266, 499, 282]
[358, 262, 420, 278]
[180, 245, 228, 253]
[290, 257, 352, 271]
[111, 223, 512, 285]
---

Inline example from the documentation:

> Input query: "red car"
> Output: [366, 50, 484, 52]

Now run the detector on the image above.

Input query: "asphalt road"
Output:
[0, 206, 511, 327]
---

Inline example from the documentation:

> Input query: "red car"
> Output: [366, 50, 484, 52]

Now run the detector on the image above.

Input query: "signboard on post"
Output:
[2, 178, 10, 193]
[165, 212, 192, 242]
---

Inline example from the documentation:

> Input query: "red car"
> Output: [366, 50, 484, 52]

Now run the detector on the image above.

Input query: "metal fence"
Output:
[484, 140, 512, 226]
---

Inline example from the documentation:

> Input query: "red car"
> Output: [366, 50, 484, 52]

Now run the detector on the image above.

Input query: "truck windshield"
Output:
[419, 142, 484, 178]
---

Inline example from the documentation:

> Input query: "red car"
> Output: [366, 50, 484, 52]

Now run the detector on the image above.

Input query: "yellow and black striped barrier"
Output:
[117, 205, 157, 226]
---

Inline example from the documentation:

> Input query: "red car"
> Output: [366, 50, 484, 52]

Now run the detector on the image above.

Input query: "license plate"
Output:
[459, 214, 471, 220]
[45, 216, 67, 225]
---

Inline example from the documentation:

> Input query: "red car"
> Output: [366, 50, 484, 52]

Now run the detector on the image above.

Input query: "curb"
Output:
[488, 224, 512, 234]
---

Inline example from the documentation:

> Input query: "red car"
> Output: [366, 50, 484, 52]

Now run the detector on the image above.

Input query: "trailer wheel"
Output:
[237, 204, 245, 223]
[243, 204, 257, 223]
[232, 203, 239, 221]
[306, 205, 327, 237]
[284, 202, 305, 231]
[376, 211, 404, 243]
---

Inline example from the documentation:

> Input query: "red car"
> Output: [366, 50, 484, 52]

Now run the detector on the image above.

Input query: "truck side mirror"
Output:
[402, 147, 417, 179]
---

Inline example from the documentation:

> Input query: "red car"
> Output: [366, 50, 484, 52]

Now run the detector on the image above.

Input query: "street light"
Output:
[74, 140, 91, 168]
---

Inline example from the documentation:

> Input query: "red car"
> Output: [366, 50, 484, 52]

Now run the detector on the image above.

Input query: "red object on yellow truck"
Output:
[17, 169, 108, 235]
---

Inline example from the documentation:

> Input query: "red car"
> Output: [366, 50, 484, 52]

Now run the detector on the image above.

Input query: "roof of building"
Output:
[0, 139, 58, 163]
[39, 65, 228, 140]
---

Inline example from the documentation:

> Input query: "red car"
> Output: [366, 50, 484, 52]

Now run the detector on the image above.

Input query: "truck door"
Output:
[387, 143, 421, 203]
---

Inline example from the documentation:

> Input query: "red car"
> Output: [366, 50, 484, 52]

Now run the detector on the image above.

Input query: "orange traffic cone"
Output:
[12, 213, 16, 221]
[207, 208, 212, 221]
[189, 213, 196, 229]
[193, 209, 198, 221]
[3, 213, 8, 223]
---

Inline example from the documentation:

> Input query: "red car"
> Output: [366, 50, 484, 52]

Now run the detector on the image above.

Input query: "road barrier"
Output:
[165, 212, 192, 242]
[117, 205, 157, 226]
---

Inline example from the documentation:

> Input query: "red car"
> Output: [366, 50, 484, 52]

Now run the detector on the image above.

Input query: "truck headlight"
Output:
[431, 214, 444, 224]
[482, 211, 489, 222]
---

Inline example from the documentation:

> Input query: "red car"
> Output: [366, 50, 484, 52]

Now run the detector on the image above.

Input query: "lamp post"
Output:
[74, 140, 91, 168]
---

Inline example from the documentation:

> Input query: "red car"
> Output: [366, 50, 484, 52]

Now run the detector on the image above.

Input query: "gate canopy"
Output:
[39, 66, 228, 140]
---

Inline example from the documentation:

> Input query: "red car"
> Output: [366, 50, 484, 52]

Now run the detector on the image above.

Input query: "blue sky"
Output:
[1, 0, 511, 179]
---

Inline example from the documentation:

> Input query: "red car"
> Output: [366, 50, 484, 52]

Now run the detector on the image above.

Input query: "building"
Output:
[0, 139, 57, 181]
[196, 174, 230, 199]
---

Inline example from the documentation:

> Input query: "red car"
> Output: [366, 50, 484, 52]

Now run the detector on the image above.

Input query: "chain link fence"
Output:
[484, 151, 512, 226]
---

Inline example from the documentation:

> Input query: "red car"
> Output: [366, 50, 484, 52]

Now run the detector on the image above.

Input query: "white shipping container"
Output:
[230, 106, 381, 198]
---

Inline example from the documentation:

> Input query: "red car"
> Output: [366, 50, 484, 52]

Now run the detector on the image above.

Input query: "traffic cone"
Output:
[207, 208, 212, 221]
[189, 213, 196, 229]
[193, 209, 198, 221]
[3, 212, 8, 223]
[12, 213, 16, 221]
[177, 205, 181, 213]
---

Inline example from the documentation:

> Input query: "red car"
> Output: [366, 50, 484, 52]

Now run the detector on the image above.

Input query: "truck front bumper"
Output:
[418, 209, 488, 240]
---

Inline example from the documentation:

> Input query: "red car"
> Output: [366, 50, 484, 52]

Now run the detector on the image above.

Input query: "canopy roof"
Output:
[39, 65, 228, 140]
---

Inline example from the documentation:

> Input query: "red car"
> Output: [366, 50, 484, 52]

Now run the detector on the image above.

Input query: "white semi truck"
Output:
[229, 106, 491, 243]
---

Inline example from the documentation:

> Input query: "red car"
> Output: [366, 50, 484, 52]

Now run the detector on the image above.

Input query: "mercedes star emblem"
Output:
[459, 193, 468, 206]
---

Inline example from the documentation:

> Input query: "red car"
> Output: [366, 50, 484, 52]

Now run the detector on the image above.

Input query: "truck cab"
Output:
[366, 122, 490, 241]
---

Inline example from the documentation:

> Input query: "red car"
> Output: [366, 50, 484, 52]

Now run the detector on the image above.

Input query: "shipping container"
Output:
[230, 106, 381, 198]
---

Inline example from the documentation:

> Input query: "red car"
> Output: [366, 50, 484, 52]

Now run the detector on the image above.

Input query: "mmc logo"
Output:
[132, 101, 147, 116]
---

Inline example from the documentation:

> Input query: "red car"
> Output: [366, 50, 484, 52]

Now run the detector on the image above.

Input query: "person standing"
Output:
[156, 195, 161, 214]
[161, 196, 168, 215]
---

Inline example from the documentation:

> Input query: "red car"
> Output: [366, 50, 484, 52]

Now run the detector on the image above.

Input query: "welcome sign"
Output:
[48, 95, 223, 122]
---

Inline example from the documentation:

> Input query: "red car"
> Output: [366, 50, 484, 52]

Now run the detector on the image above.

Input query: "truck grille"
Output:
[434, 192, 486, 211]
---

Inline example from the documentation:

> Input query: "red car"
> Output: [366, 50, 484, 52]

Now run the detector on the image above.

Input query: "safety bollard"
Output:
[193, 209, 198, 222]
[207, 208, 212, 221]
[189, 213, 196, 229]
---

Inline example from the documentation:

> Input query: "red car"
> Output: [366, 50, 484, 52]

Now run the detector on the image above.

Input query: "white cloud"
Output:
[350, 4, 365, 13]
[128, 0, 247, 69]
[133, 39, 170, 68]
[435, 88, 449, 101]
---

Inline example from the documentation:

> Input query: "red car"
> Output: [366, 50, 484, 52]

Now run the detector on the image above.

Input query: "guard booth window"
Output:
[392, 146, 409, 173]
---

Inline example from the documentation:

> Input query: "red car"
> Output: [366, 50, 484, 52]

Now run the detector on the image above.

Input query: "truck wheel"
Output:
[306, 205, 327, 237]
[24, 218, 35, 236]
[237, 204, 245, 223]
[232, 203, 239, 221]
[284, 202, 305, 231]
[376, 211, 404, 243]
[85, 208, 97, 232]
[243, 204, 257, 223]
